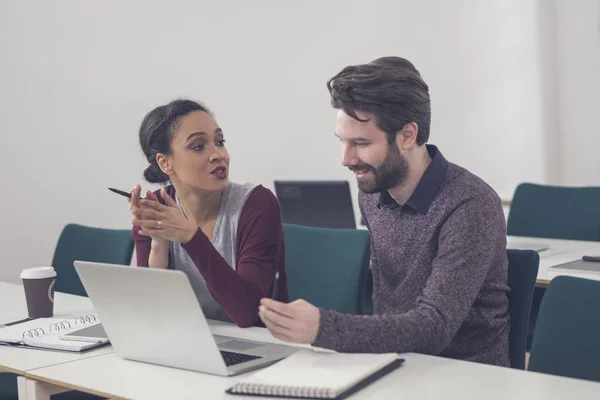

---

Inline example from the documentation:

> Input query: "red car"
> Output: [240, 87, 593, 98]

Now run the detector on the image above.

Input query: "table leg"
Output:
[17, 376, 69, 400]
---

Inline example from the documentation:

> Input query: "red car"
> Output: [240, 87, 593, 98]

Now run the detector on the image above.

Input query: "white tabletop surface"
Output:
[14, 300, 600, 400]
[3, 256, 600, 400]
[24, 341, 600, 400]
[507, 236, 600, 284]
[0, 282, 113, 373]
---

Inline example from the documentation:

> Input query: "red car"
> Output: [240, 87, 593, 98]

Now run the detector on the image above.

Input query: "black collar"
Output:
[378, 144, 448, 214]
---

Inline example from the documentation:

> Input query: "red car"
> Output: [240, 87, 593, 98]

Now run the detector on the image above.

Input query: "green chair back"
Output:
[0, 372, 18, 400]
[506, 249, 539, 369]
[507, 183, 600, 241]
[283, 224, 370, 314]
[52, 223, 134, 296]
[528, 276, 600, 382]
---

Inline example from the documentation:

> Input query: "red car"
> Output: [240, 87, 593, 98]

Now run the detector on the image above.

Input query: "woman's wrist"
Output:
[151, 237, 170, 249]
[181, 226, 198, 244]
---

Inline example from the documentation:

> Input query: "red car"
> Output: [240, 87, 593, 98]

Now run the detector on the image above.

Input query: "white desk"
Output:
[8, 292, 600, 400]
[22, 334, 600, 400]
[5, 238, 600, 400]
[0, 282, 113, 374]
[0, 282, 114, 399]
[507, 236, 600, 286]
[0, 282, 94, 327]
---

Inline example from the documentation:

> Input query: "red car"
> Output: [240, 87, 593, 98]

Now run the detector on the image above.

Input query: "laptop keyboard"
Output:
[220, 350, 262, 367]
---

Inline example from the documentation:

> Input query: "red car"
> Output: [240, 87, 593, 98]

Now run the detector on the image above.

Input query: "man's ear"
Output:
[395, 122, 419, 150]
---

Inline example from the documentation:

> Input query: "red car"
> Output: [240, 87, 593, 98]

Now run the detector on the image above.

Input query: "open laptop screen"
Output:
[274, 180, 356, 229]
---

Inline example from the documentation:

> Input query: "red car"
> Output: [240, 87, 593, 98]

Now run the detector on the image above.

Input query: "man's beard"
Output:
[349, 144, 409, 194]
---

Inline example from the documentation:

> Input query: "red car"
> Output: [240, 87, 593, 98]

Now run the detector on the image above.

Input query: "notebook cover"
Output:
[225, 358, 405, 399]
[0, 340, 109, 353]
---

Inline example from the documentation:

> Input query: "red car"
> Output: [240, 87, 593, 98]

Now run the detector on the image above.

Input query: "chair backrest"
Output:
[528, 276, 600, 382]
[506, 249, 539, 369]
[283, 223, 370, 314]
[507, 183, 600, 241]
[52, 223, 134, 296]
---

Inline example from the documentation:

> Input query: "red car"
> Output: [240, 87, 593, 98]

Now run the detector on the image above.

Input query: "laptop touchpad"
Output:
[219, 339, 264, 351]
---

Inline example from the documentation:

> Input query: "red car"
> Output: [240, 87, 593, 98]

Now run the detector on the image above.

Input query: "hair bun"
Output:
[143, 164, 169, 184]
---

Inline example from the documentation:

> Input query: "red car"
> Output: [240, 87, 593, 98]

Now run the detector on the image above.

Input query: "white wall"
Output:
[0, 0, 554, 282]
[555, 0, 600, 185]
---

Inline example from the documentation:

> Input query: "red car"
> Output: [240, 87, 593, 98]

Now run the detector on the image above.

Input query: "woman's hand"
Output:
[129, 185, 170, 247]
[131, 187, 198, 244]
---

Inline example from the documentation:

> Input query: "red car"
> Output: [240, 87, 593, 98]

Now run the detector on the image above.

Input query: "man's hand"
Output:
[259, 298, 320, 344]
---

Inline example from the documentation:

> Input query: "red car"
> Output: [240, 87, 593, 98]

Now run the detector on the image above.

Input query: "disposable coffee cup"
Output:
[20, 267, 57, 318]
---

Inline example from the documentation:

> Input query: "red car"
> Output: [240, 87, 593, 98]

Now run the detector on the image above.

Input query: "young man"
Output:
[259, 57, 510, 367]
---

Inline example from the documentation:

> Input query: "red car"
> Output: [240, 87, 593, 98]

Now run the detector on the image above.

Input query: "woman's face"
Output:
[159, 110, 230, 193]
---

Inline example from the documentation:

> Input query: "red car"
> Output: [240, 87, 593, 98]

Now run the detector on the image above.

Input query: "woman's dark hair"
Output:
[327, 56, 431, 145]
[139, 99, 212, 183]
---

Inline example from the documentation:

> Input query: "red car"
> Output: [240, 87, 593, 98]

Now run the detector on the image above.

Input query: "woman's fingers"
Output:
[139, 199, 167, 211]
[146, 190, 159, 202]
[160, 188, 178, 208]
[138, 227, 166, 237]
[132, 218, 164, 230]
[130, 185, 141, 208]
[132, 207, 162, 220]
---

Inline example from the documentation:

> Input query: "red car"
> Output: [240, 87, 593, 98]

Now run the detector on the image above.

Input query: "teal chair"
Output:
[0, 373, 18, 400]
[52, 224, 134, 296]
[507, 183, 600, 241]
[283, 224, 371, 314]
[506, 249, 539, 369]
[528, 276, 600, 382]
[506, 183, 600, 350]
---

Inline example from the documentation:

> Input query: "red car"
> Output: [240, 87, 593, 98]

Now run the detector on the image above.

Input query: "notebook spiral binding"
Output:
[233, 383, 334, 399]
[21, 313, 97, 339]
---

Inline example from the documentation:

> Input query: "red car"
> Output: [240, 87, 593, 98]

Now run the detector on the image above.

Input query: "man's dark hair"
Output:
[327, 56, 431, 145]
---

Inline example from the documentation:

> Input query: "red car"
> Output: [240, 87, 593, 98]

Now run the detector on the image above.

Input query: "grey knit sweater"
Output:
[313, 145, 510, 367]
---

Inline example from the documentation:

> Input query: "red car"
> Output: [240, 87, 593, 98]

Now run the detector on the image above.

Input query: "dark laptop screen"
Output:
[274, 180, 356, 229]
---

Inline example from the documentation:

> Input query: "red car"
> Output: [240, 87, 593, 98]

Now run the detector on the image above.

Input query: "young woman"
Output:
[129, 99, 287, 327]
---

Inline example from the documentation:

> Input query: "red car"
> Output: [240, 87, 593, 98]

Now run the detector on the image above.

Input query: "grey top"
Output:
[313, 145, 510, 367]
[170, 182, 257, 322]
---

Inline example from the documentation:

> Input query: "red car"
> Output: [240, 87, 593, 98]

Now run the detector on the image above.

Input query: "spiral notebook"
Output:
[226, 350, 404, 399]
[0, 313, 108, 352]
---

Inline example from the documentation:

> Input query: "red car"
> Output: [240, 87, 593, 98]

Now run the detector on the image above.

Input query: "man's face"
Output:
[336, 110, 409, 193]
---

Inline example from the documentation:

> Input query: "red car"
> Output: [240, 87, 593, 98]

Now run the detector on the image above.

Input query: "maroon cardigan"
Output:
[131, 184, 288, 327]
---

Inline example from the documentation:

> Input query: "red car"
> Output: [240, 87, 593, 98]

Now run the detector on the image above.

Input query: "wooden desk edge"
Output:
[22, 370, 126, 400]
[0, 364, 29, 375]
[536, 279, 550, 288]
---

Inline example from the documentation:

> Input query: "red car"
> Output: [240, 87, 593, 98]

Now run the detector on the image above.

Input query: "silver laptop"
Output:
[73, 260, 298, 376]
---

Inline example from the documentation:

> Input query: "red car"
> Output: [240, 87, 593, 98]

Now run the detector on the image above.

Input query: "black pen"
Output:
[271, 271, 280, 300]
[582, 255, 600, 262]
[108, 187, 142, 200]
[1, 317, 32, 328]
